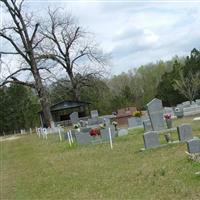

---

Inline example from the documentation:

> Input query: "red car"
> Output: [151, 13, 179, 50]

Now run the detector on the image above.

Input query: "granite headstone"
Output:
[187, 138, 200, 154]
[177, 124, 193, 142]
[147, 98, 165, 131]
[143, 131, 160, 149]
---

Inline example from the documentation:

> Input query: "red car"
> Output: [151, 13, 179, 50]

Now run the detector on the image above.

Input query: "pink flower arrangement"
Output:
[164, 114, 171, 120]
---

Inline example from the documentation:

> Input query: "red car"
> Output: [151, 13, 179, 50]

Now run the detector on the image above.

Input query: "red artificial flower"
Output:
[164, 114, 171, 120]
[89, 128, 101, 137]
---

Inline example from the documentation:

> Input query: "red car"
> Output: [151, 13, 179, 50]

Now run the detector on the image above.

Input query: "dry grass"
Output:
[1, 116, 200, 200]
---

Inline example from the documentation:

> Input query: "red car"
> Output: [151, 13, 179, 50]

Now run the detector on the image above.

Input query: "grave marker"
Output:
[91, 110, 99, 118]
[187, 138, 200, 154]
[70, 112, 79, 124]
[177, 124, 193, 142]
[147, 98, 165, 131]
[143, 119, 152, 132]
[143, 131, 160, 149]
[128, 117, 142, 128]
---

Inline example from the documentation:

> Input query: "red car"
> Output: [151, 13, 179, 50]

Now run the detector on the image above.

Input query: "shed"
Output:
[40, 100, 90, 127]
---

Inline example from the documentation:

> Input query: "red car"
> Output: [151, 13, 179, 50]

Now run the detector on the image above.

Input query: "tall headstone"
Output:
[91, 110, 99, 118]
[147, 98, 165, 131]
[187, 138, 200, 154]
[177, 124, 193, 142]
[70, 112, 79, 124]
[143, 131, 160, 149]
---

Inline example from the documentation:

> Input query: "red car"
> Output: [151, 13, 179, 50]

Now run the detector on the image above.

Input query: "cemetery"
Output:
[1, 1, 200, 200]
[1, 97, 200, 199]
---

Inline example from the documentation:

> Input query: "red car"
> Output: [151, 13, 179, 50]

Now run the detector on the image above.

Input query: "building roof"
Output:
[50, 100, 90, 112]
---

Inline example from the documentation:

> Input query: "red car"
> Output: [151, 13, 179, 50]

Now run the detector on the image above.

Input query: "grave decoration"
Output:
[73, 123, 81, 132]
[133, 111, 142, 117]
[164, 113, 172, 129]
[112, 121, 118, 131]
[89, 128, 101, 137]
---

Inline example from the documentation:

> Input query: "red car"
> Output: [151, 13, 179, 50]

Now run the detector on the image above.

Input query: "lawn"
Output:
[1, 116, 200, 200]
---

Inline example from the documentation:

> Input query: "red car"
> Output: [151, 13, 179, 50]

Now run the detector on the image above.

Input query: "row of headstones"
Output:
[64, 125, 116, 145]
[180, 99, 200, 108]
[143, 124, 200, 154]
[175, 99, 200, 117]
[70, 110, 110, 127]
[128, 98, 168, 131]
[128, 98, 174, 131]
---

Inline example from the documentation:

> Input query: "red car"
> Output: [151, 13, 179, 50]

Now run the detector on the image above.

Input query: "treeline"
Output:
[49, 48, 200, 113]
[0, 85, 40, 134]
[1, 48, 200, 134]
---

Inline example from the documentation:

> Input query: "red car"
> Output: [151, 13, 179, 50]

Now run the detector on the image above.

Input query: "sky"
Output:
[1, 0, 200, 75]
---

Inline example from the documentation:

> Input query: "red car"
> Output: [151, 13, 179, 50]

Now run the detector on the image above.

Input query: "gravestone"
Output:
[187, 138, 200, 154]
[88, 118, 98, 126]
[143, 131, 160, 149]
[118, 128, 128, 137]
[147, 98, 165, 131]
[183, 105, 200, 116]
[182, 101, 191, 108]
[91, 110, 99, 118]
[70, 112, 79, 124]
[75, 132, 92, 145]
[196, 99, 200, 105]
[101, 125, 116, 141]
[143, 119, 152, 132]
[174, 107, 184, 118]
[104, 118, 111, 126]
[177, 124, 193, 142]
[128, 117, 142, 128]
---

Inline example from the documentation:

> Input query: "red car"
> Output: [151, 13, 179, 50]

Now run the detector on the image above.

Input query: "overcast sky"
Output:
[2, 0, 200, 75]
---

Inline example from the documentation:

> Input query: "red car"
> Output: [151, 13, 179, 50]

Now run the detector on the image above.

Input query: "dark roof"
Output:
[50, 100, 90, 112]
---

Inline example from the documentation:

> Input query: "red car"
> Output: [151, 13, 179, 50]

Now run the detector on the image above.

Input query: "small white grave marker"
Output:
[69, 130, 73, 143]
[58, 128, 62, 141]
[67, 131, 72, 146]
[108, 127, 113, 150]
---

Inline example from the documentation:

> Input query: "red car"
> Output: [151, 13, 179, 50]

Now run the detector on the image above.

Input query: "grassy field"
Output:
[1, 116, 200, 200]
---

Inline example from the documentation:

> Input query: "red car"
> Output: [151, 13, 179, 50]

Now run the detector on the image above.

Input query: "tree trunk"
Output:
[31, 61, 54, 127]
[68, 70, 81, 101]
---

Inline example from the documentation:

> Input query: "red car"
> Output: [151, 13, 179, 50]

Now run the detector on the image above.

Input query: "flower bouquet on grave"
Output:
[164, 114, 172, 129]
[73, 123, 81, 132]
[99, 123, 106, 129]
[89, 128, 101, 142]
[112, 121, 118, 131]
[133, 111, 142, 118]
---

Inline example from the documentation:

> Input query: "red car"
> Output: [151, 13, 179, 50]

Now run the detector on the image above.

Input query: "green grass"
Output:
[1, 117, 200, 200]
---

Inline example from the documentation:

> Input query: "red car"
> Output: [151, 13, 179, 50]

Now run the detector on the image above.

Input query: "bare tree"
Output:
[37, 9, 108, 101]
[174, 71, 200, 104]
[0, 0, 54, 127]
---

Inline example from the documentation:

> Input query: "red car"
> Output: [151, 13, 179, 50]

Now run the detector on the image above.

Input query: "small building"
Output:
[39, 100, 90, 127]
